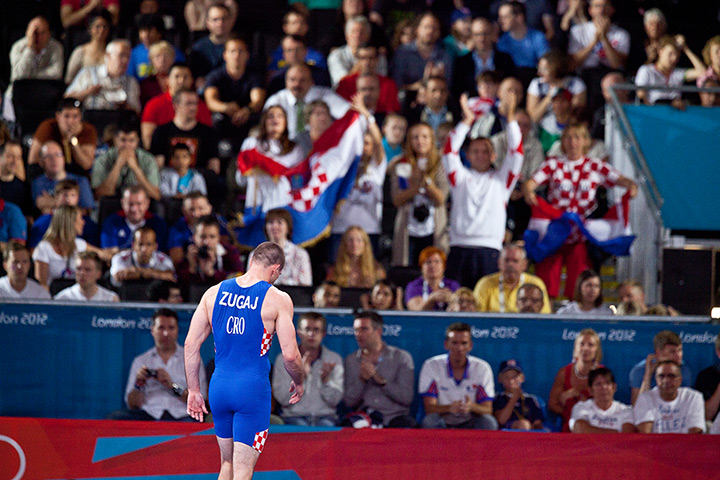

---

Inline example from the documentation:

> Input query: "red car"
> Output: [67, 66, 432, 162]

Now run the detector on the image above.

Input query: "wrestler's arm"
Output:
[271, 288, 305, 403]
[184, 284, 217, 421]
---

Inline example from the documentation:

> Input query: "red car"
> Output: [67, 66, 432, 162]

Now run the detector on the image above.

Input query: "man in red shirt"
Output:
[336, 44, 400, 114]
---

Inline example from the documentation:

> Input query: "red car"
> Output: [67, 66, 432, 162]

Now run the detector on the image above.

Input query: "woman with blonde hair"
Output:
[327, 226, 385, 289]
[697, 35, 720, 87]
[32, 205, 109, 290]
[390, 122, 449, 267]
[139, 40, 176, 105]
[548, 328, 603, 432]
[523, 122, 638, 299]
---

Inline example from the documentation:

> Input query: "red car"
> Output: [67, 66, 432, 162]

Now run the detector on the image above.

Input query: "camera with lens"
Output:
[146, 368, 158, 377]
[197, 245, 211, 260]
[413, 204, 430, 222]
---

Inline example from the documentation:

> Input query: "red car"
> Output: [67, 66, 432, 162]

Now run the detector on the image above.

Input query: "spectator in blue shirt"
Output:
[101, 185, 167, 252]
[31, 141, 95, 215]
[496, 1, 549, 74]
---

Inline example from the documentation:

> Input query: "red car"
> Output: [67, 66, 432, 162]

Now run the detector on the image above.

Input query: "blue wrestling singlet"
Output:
[209, 278, 274, 452]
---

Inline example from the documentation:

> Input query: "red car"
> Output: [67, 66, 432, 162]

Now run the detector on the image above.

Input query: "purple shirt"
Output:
[404, 277, 460, 310]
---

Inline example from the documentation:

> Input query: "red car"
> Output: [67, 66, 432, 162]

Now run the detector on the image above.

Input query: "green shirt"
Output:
[91, 147, 159, 192]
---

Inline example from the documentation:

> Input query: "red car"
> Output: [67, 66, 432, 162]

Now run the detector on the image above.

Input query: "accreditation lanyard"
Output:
[498, 273, 525, 313]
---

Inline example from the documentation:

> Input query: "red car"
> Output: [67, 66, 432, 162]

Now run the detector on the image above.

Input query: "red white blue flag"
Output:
[236, 110, 365, 247]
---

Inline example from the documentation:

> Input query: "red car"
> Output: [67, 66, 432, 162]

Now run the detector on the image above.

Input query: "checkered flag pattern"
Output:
[260, 328, 273, 356]
[252, 429, 269, 453]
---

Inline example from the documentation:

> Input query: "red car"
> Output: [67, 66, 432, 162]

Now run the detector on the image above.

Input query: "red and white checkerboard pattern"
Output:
[252, 429, 269, 453]
[260, 328, 273, 356]
[533, 156, 620, 218]
[290, 162, 329, 212]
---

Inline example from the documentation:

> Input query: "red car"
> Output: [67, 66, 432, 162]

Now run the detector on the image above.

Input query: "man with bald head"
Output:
[264, 63, 349, 139]
[66, 39, 141, 113]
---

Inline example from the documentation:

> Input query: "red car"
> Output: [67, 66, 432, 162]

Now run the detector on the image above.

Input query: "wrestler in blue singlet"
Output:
[209, 278, 273, 449]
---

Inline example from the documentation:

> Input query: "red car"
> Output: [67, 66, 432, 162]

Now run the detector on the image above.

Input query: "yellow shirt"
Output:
[472, 272, 551, 313]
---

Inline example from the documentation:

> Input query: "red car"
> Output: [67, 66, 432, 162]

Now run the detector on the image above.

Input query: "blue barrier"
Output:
[1, 300, 718, 419]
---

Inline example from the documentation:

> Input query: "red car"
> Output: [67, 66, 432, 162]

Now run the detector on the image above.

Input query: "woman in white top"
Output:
[64, 10, 112, 85]
[32, 205, 108, 290]
[526, 49, 586, 124]
[557, 269, 613, 316]
[635, 35, 706, 106]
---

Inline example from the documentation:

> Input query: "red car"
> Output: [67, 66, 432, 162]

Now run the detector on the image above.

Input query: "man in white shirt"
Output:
[568, 0, 629, 71]
[55, 251, 119, 302]
[264, 63, 349, 139]
[108, 308, 207, 421]
[0, 242, 51, 299]
[634, 360, 705, 434]
[419, 322, 498, 430]
[109, 226, 175, 288]
[570, 367, 634, 433]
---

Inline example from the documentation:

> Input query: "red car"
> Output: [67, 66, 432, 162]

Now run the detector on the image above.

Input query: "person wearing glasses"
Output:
[633, 360, 705, 434]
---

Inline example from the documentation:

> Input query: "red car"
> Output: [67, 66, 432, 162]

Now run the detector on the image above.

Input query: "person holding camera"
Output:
[176, 215, 243, 289]
[107, 308, 207, 421]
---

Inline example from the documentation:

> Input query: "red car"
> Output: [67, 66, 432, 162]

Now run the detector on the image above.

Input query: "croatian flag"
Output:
[236, 110, 365, 247]
[523, 193, 635, 263]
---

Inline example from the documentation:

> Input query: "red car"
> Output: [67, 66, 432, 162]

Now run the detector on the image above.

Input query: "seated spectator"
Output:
[389, 122, 449, 267]
[420, 322, 498, 430]
[267, 5, 327, 74]
[590, 72, 630, 140]
[635, 35, 705, 106]
[61, 0, 119, 28]
[176, 215, 243, 286]
[634, 360, 705, 434]
[629, 330, 693, 405]
[32, 141, 94, 215]
[65, 10, 112, 85]
[272, 311, 344, 426]
[328, 16, 387, 87]
[92, 121, 160, 200]
[110, 226, 175, 288]
[336, 44, 400, 114]
[127, 14, 185, 81]
[253, 208, 311, 286]
[493, 359, 545, 430]
[353, 74, 388, 126]
[405, 76, 456, 139]
[0, 140, 33, 216]
[549, 328, 603, 432]
[4, 16, 64, 123]
[446, 287, 477, 312]
[496, 1, 549, 83]
[391, 12, 452, 92]
[55, 251, 119, 301]
[362, 279, 404, 311]
[526, 49, 586, 124]
[294, 100, 334, 154]
[160, 143, 207, 198]
[29, 180, 100, 248]
[473, 243, 551, 313]
[699, 78, 720, 107]
[185, 0, 238, 37]
[442, 92, 521, 288]
[203, 36, 266, 150]
[0, 242, 50, 299]
[697, 36, 720, 88]
[101, 185, 168, 251]
[516, 283, 546, 313]
[108, 308, 207, 421]
[266, 35, 331, 96]
[264, 63, 350, 140]
[329, 106, 386, 260]
[639, 8, 667, 68]
[405, 246, 460, 311]
[617, 280, 648, 314]
[695, 335, 720, 424]
[453, 18, 516, 99]
[139, 41, 176, 106]
[381, 113, 407, 162]
[28, 97, 97, 178]
[327, 226, 385, 289]
[147, 279, 184, 303]
[33, 205, 109, 290]
[443, 8, 473, 61]
[65, 39, 141, 114]
[167, 192, 230, 264]
[344, 311, 416, 427]
[141, 62, 213, 150]
[556, 269, 613, 315]
[569, 367, 633, 433]
[312, 280, 341, 308]
[189, 3, 233, 83]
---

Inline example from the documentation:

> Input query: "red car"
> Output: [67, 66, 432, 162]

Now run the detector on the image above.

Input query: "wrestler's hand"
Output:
[187, 389, 208, 422]
[289, 381, 304, 404]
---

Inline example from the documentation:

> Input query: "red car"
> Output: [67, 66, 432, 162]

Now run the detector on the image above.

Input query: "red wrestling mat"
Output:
[0, 417, 717, 480]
